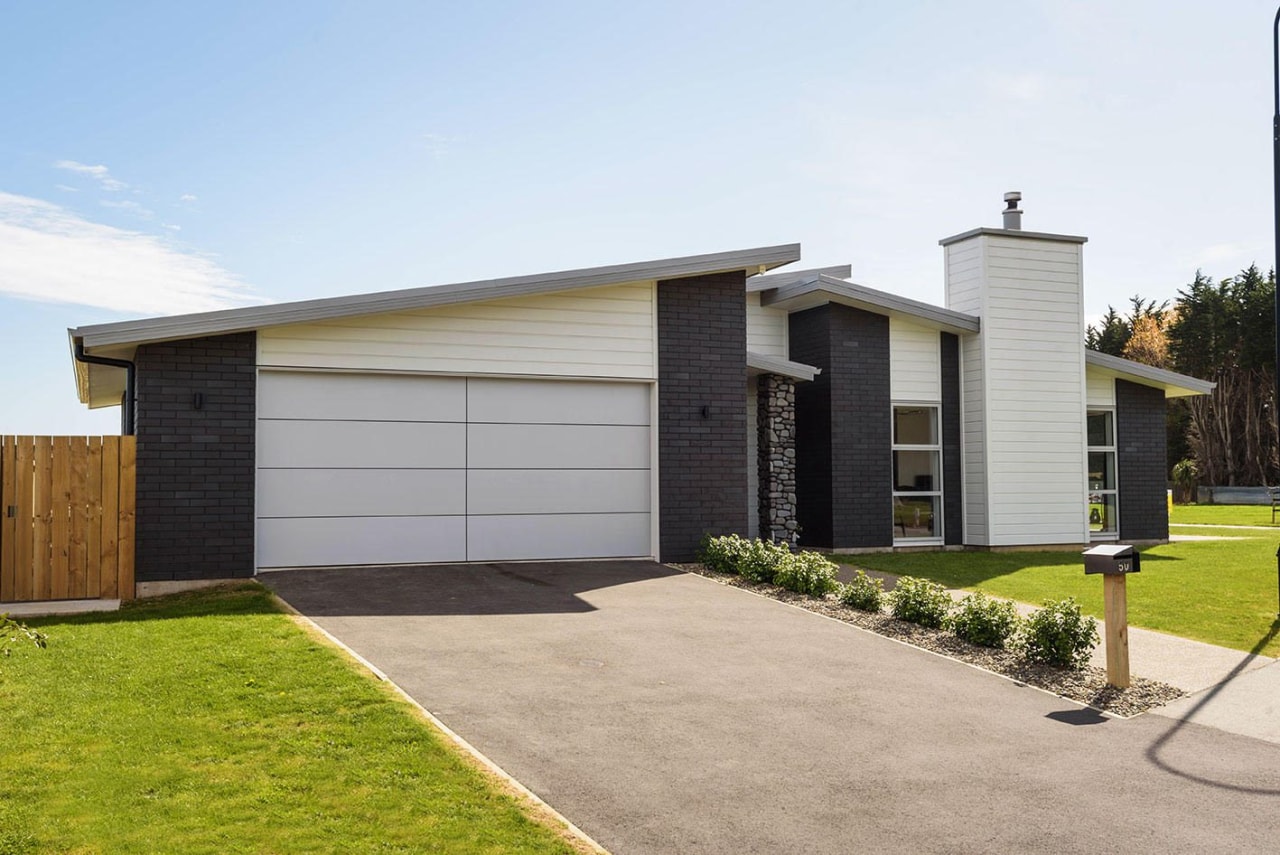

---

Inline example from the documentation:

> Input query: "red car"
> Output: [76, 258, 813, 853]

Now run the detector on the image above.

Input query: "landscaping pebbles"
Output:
[674, 563, 1185, 718]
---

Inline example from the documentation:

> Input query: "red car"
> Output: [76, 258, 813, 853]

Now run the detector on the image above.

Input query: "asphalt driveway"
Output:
[265, 561, 1280, 854]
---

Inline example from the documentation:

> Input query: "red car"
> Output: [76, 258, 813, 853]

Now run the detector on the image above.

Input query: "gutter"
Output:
[73, 339, 136, 435]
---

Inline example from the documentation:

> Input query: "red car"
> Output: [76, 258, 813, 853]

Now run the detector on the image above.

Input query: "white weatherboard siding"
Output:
[945, 241, 988, 543]
[889, 317, 941, 401]
[257, 282, 657, 379]
[1086, 369, 1116, 407]
[256, 371, 652, 568]
[951, 235, 1087, 546]
[746, 292, 789, 358]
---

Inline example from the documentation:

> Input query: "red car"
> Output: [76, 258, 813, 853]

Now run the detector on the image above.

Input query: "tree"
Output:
[1122, 314, 1170, 368]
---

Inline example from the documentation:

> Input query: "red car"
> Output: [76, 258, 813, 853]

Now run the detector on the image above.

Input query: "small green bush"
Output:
[697, 533, 751, 574]
[888, 576, 952, 628]
[946, 592, 1020, 648]
[1018, 597, 1099, 669]
[774, 551, 839, 597]
[839, 570, 885, 612]
[738, 538, 793, 584]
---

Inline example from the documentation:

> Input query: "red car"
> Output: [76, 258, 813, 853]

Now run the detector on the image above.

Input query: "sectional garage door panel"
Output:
[468, 424, 650, 470]
[467, 377, 651, 425]
[259, 469, 467, 518]
[467, 469, 650, 515]
[259, 420, 467, 469]
[256, 371, 653, 568]
[467, 513, 651, 562]
[258, 516, 467, 568]
[259, 372, 466, 422]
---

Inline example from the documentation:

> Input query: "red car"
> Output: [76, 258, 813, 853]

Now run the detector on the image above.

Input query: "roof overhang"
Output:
[746, 264, 853, 293]
[760, 274, 980, 334]
[70, 243, 802, 406]
[1085, 351, 1214, 398]
[747, 351, 821, 382]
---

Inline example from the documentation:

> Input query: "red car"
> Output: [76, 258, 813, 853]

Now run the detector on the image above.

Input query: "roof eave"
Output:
[761, 275, 980, 334]
[1085, 350, 1214, 397]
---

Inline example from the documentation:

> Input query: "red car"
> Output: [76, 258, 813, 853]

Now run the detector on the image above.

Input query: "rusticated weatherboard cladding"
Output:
[941, 333, 963, 545]
[746, 291, 789, 358]
[657, 271, 748, 562]
[134, 332, 256, 582]
[1116, 379, 1168, 541]
[789, 308, 834, 547]
[889, 316, 941, 401]
[257, 281, 657, 380]
[788, 305, 893, 549]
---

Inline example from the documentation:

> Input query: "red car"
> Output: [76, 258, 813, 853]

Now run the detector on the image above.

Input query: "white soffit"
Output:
[746, 351, 821, 382]
[761, 274, 980, 334]
[1085, 351, 1214, 398]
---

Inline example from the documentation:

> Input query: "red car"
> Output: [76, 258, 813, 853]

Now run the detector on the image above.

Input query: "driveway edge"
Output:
[269, 592, 611, 855]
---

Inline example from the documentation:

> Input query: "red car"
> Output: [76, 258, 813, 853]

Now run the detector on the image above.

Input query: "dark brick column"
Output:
[134, 332, 257, 581]
[941, 333, 963, 545]
[1116, 379, 1168, 542]
[657, 271, 748, 562]
[757, 374, 798, 542]
[789, 304, 893, 549]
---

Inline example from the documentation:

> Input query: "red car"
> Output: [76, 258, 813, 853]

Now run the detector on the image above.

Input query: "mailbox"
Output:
[1083, 544, 1141, 575]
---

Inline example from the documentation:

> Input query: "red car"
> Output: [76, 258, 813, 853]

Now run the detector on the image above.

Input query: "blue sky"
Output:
[2, 0, 1276, 433]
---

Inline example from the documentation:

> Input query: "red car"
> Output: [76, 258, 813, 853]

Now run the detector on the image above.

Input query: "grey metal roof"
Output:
[759, 274, 980, 334]
[745, 265, 852, 293]
[71, 243, 803, 350]
[1085, 350, 1214, 398]
[746, 351, 821, 382]
[938, 226, 1088, 247]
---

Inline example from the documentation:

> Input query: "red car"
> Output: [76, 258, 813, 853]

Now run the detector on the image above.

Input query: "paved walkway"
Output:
[843, 566, 1279, 744]
[267, 562, 1280, 855]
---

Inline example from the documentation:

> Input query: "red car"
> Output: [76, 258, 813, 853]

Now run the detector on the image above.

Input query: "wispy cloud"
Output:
[54, 159, 128, 191]
[161, 223, 181, 231]
[423, 133, 457, 159]
[179, 193, 198, 202]
[100, 198, 154, 217]
[55, 183, 78, 193]
[0, 192, 261, 315]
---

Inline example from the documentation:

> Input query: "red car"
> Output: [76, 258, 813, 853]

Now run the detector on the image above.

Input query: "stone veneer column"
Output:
[757, 374, 798, 542]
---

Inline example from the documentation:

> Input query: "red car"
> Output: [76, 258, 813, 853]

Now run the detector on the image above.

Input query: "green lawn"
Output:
[1170, 503, 1279, 527]
[0, 585, 582, 855]
[839, 535, 1280, 658]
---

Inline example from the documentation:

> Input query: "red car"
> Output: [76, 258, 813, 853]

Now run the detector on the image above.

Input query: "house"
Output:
[69, 195, 1212, 591]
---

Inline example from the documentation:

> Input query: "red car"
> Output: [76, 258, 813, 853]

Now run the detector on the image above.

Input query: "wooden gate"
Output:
[0, 436, 136, 604]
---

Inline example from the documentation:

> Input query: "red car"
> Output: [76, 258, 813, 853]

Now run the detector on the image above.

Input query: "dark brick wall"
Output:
[788, 304, 893, 549]
[1116, 379, 1168, 541]
[790, 308, 833, 547]
[134, 332, 257, 581]
[657, 271, 748, 562]
[941, 333, 963, 545]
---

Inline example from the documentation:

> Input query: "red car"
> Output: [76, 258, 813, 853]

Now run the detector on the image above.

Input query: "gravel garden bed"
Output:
[673, 563, 1185, 718]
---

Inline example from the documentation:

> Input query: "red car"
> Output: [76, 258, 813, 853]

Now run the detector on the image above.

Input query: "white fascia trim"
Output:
[1085, 351, 1214, 397]
[746, 265, 853, 293]
[72, 243, 802, 350]
[746, 351, 821, 382]
[761, 274, 981, 334]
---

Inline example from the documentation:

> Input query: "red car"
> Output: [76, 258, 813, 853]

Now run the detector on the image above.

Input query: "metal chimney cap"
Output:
[1004, 191, 1022, 207]
[1002, 191, 1023, 229]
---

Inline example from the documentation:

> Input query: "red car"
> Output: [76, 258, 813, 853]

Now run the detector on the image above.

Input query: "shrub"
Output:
[946, 592, 1020, 648]
[697, 533, 751, 575]
[888, 576, 952, 628]
[1, 614, 47, 658]
[1018, 598, 1099, 669]
[839, 570, 885, 612]
[774, 551, 839, 597]
[737, 538, 793, 584]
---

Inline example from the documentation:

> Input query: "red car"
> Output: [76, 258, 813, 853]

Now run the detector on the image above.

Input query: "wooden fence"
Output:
[0, 436, 136, 603]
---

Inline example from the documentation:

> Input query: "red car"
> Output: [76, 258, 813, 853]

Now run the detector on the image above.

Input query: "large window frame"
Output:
[1087, 409, 1119, 540]
[891, 404, 943, 544]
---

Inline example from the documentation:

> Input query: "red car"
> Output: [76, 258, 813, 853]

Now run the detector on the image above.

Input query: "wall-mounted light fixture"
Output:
[193, 392, 204, 410]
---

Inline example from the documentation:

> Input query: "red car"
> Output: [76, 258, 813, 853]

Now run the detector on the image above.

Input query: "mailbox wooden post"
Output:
[1083, 544, 1141, 689]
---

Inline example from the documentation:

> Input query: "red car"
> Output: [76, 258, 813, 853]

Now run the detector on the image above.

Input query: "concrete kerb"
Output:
[267, 592, 610, 855]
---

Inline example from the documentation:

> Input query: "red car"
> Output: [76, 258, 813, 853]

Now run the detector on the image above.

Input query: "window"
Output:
[892, 405, 941, 541]
[1087, 410, 1118, 538]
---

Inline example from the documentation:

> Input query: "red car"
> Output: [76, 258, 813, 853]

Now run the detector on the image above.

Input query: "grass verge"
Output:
[0, 584, 585, 855]
[837, 535, 1280, 658]
[1170, 503, 1279, 527]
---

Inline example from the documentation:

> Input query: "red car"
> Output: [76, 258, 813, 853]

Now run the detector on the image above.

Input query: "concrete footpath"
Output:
[845, 566, 1279, 743]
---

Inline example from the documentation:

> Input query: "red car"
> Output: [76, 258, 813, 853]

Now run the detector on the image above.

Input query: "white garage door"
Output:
[256, 372, 652, 568]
